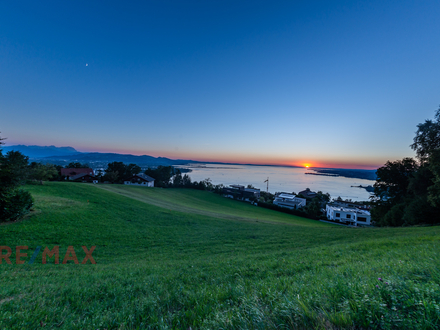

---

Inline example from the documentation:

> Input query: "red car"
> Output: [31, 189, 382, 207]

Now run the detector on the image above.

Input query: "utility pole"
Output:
[264, 177, 269, 192]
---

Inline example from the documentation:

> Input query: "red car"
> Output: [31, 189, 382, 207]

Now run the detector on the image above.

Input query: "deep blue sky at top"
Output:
[1, 0, 440, 169]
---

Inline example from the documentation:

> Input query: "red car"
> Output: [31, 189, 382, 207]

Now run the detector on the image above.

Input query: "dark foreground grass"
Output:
[0, 182, 439, 329]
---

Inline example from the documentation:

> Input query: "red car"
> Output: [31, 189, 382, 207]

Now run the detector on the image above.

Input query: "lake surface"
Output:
[180, 164, 375, 201]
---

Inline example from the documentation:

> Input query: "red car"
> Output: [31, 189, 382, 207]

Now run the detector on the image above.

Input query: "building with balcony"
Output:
[222, 185, 260, 201]
[273, 193, 306, 210]
[326, 204, 371, 226]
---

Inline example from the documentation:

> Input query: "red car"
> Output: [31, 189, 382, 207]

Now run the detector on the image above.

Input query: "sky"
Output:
[1, 0, 440, 169]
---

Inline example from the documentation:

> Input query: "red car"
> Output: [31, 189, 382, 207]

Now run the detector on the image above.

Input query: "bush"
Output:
[0, 188, 33, 222]
[382, 203, 405, 226]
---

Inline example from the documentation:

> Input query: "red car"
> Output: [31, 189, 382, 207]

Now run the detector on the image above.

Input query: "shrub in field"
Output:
[0, 133, 33, 222]
[0, 188, 33, 222]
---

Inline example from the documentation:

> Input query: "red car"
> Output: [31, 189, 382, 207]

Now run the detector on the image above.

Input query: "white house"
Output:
[326, 204, 371, 226]
[124, 173, 155, 187]
[273, 193, 307, 210]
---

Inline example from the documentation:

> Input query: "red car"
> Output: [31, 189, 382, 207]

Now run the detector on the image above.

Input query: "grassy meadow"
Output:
[0, 182, 439, 329]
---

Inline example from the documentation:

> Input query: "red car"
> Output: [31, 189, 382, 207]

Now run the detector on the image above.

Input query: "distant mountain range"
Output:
[2, 145, 79, 158]
[1, 145, 378, 180]
[42, 152, 192, 167]
[1, 145, 193, 167]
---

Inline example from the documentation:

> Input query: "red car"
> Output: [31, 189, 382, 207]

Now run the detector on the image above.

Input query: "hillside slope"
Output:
[0, 182, 439, 329]
[96, 184, 325, 225]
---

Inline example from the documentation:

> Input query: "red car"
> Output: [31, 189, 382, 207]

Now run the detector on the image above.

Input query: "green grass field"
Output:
[1, 182, 439, 329]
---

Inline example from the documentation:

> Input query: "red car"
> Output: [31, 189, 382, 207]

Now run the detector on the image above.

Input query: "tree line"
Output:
[0, 137, 82, 222]
[0, 136, 34, 222]
[371, 107, 440, 226]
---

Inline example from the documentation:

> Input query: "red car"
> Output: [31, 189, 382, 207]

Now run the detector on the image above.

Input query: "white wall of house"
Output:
[124, 181, 154, 187]
[355, 213, 371, 225]
[326, 205, 371, 226]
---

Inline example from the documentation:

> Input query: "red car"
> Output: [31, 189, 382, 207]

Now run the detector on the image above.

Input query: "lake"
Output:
[179, 164, 375, 201]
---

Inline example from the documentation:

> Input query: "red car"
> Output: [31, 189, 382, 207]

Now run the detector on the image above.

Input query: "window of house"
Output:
[335, 213, 340, 217]
[358, 217, 367, 222]
[346, 214, 351, 219]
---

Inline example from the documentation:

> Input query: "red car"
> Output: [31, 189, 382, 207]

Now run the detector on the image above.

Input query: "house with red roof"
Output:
[61, 168, 94, 180]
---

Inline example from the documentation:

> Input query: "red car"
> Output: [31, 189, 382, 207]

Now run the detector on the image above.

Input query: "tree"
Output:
[411, 106, 440, 162]
[104, 162, 126, 183]
[371, 158, 418, 226]
[407, 163, 435, 196]
[409, 108, 440, 210]
[125, 163, 141, 179]
[104, 171, 119, 183]
[0, 134, 33, 222]
[213, 183, 224, 195]
[316, 191, 331, 203]
[0, 150, 30, 189]
[304, 198, 322, 219]
[427, 149, 440, 208]
[371, 107, 440, 226]
[301, 191, 329, 219]
[29, 162, 58, 184]
[105, 162, 125, 176]
[66, 162, 90, 168]
[182, 174, 192, 187]
[403, 196, 440, 226]
[202, 178, 213, 191]
[103, 162, 141, 183]
[0, 187, 33, 222]
[373, 158, 418, 203]
[95, 169, 104, 182]
[173, 171, 183, 187]
[145, 166, 175, 187]
[260, 191, 274, 203]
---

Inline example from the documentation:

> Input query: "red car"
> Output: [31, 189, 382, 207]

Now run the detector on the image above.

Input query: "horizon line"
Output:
[2, 143, 380, 170]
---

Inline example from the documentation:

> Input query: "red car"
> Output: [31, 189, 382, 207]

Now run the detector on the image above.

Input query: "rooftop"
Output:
[277, 193, 296, 200]
[135, 173, 155, 182]
[327, 204, 370, 215]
